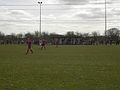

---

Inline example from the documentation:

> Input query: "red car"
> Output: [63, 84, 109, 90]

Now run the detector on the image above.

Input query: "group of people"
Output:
[26, 38, 47, 55]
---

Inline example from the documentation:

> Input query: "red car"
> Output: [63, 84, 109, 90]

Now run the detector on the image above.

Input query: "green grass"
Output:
[0, 45, 120, 90]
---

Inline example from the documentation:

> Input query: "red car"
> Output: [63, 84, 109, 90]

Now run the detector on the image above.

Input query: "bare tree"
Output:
[83, 33, 89, 37]
[25, 32, 34, 38]
[34, 31, 39, 38]
[0, 32, 5, 39]
[65, 31, 75, 37]
[106, 28, 120, 44]
[106, 28, 120, 37]
[92, 31, 100, 37]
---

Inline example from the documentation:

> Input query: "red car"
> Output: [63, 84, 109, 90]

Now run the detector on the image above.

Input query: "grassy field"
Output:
[0, 45, 120, 90]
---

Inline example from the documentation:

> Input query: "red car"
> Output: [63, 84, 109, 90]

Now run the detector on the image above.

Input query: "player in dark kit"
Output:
[26, 38, 33, 55]
[41, 39, 47, 50]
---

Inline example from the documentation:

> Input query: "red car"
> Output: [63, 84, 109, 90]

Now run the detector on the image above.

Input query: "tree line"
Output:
[0, 28, 120, 45]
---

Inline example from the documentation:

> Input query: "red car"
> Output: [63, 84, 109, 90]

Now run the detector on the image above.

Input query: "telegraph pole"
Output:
[105, 0, 107, 36]
[38, 2, 42, 37]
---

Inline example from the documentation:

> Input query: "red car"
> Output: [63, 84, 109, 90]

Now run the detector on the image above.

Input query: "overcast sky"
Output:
[0, 0, 120, 35]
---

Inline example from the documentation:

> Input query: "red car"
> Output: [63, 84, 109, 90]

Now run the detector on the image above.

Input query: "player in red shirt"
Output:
[26, 38, 33, 55]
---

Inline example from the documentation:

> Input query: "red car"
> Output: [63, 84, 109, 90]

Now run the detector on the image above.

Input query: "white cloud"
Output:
[0, 0, 120, 35]
[59, 0, 89, 5]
